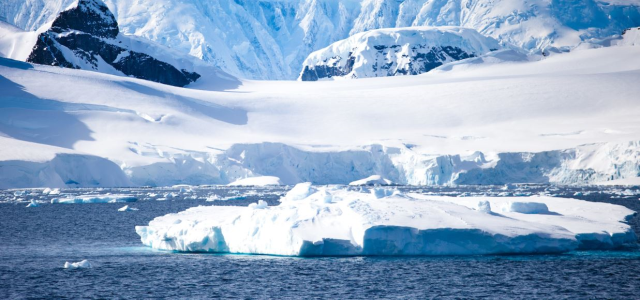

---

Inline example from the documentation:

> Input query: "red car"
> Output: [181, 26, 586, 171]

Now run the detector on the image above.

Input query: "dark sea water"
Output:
[1, 185, 640, 299]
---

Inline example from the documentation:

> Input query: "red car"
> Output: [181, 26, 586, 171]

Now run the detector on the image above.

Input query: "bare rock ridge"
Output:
[26, 0, 200, 87]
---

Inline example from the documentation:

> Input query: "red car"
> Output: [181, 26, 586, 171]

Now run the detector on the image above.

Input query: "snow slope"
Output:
[136, 185, 637, 256]
[2, 43, 640, 187]
[300, 26, 502, 80]
[1, 0, 639, 80]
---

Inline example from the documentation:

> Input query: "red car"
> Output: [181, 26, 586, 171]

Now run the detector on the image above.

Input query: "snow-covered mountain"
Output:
[24, 0, 206, 87]
[1, 0, 639, 80]
[300, 26, 501, 80]
[1, 41, 640, 188]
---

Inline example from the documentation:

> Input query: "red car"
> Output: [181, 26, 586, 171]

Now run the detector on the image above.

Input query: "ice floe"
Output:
[64, 260, 92, 269]
[118, 205, 139, 212]
[51, 194, 137, 204]
[136, 185, 637, 256]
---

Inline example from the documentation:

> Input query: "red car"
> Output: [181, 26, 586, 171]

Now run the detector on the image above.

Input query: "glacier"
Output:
[1, 0, 639, 80]
[135, 185, 637, 256]
[1, 40, 640, 188]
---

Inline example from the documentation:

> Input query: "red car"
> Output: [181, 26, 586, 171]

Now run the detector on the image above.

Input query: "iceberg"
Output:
[349, 175, 393, 186]
[228, 176, 282, 186]
[118, 205, 139, 212]
[26, 200, 39, 207]
[51, 194, 137, 204]
[64, 260, 92, 269]
[136, 186, 637, 256]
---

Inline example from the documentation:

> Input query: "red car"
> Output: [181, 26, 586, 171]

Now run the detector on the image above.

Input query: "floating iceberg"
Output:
[136, 185, 637, 256]
[118, 205, 139, 212]
[228, 176, 282, 186]
[26, 200, 39, 207]
[349, 175, 393, 186]
[64, 260, 92, 269]
[51, 194, 137, 204]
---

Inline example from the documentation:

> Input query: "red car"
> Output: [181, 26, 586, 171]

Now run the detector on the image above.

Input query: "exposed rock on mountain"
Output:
[26, 0, 200, 87]
[299, 26, 500, 80]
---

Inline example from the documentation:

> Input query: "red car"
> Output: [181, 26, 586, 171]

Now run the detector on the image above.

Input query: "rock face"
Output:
[299, 26, 501, 80]
[26, 0, 200, 87]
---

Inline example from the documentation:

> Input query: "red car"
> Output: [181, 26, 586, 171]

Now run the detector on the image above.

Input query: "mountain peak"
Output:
[51, 0, 118, 39]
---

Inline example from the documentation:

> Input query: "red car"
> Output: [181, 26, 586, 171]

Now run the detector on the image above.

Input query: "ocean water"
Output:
[1, 185, 639, 299]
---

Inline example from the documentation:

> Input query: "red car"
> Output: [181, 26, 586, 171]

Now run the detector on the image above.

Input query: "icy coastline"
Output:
[136, 184, 637, 256]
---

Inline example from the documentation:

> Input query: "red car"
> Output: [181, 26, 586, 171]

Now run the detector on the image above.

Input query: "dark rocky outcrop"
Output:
[300, 45, 475, 81]
[27, 0, 200, 87]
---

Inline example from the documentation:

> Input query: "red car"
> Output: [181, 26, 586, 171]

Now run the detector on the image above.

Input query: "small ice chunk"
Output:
[64, 260, 92, 269]
[476, 201, 491, 213]
[26, 200, 40, 208]
[118, 205, 138, 212]
[281, 183, 316, 202]
[49, 188, 61, 195]
[42, 188, 52, 194]
[318, 190, 333, 203]
[205, 195, 220, 202]
[501, 184, 516, 190]
[248, 200, 268, 209]
[371, 188, 394, 199]
[506, 202, 550, 214]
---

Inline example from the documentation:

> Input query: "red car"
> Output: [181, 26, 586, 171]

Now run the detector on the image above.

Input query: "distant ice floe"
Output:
[118, 205, 139, 212]
[51, 194, 137, 204]
[64, 260, 92, 269]
[26, 200, 39, 207]
[136, 184, 637, 256]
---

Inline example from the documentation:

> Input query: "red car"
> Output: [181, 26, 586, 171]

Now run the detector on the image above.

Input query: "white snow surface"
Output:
[2, 44, 640, 187]
[300, 26, 501, 79]
[1, 0, 639, 80]
[51, 194, 137, 204]
[617, 27, 640, 46]
[136, 186, 637, 256]
[228, 176, 282, 187]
